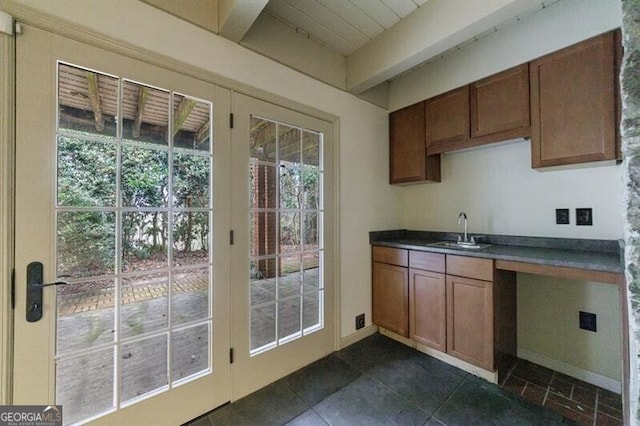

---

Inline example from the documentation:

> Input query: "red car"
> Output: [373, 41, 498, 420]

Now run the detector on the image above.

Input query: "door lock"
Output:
[26, 261, 68, 322]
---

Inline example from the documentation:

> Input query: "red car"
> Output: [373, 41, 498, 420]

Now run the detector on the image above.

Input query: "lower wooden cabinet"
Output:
[446, 274, 494, 370]
[410, 268, 446, 351]
[372, 246, 516, 375]
[372, 261, 409, 337]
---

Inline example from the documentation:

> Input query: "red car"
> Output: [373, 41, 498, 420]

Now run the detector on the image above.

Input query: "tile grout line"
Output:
[592, 388, 599, 426]
[430, 373, 471, 425]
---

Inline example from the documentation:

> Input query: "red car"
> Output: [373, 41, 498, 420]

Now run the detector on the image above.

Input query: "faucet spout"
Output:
[457, 212, 469, 243]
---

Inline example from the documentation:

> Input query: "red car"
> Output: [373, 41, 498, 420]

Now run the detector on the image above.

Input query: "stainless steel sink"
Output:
[429, 241, 491, 250]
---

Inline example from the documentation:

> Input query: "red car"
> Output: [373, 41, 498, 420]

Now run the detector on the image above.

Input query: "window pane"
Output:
[303, 171, 320, 210]
[280, 166, 302, 210]
[172, 323, 210, 383]
[122, 81, 169, 146]
[121, 146, 169, 208]
[172, 267, 210, 325]
[122, 212, 168, 272]
[279, 254, 301, 298]
[278, 297, 301, 340]
[278, 124, 301, 165]
[251, 260, 276, 306]
[121, 334, 169, 404]
[251, 304, 276, 352]
[57, 348, 116, 425]
[250, 117, 276, 162]
[173, 94, 211, 152]
[57, 211, 115, 278]
[280, 212, 300, 253]
[56, 279, 115, 353]
[303, 253, 321, 292]
[303, 213, 319, 250]
[172, 212, 209, 267]
[58, 63, 118, 138]
[250, 163, 277, 209]
[57, 136, 116, 207]
[120, 273, 168, 338]
[250, 212, 277, 258]
[302, 130, 320, 168]
[173, 153, 210, 208]
[303, 291, 322, 330]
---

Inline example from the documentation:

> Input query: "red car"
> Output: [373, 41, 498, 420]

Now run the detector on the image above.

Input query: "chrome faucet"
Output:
[457, 212, 475, 245]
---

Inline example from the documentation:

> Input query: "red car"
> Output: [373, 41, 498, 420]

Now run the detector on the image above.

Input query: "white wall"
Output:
[11, 0, 402, 339]
[391, 0, 624, 385]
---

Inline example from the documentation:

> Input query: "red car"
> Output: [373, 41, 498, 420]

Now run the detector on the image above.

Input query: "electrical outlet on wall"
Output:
[579, 311, 597, 332]
[355, 313, 365, 330]
[556, 208, 570, 224]
[576, 208, 593, 226]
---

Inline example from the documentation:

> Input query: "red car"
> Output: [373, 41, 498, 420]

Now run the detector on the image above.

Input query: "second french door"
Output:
[231, 93, 335, 399]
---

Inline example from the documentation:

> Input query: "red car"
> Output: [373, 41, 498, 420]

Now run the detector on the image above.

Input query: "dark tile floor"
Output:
[186, 333, 602, 425]
[501, 358, 623, 425]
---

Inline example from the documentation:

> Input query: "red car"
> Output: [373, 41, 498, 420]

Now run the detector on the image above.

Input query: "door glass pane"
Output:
[172, 212, 209, 267]
[55, 62, 214, 424]
[57, 211, 116, 278]
[120, 334, 169, 404]
[57, 136, 117, 207]
[122, 212, 168, 271]
[172, 267, 209, 325]
[56, 348, 116, 425]
[172, 323, 210, 383]
[173, 94, 211, 152]
[249, 118, 323, 355]
[122, 81, 169, 146]
[56, 278, 115, 353]
[121, 146, 169, 208]
[58, 63, 118, 138]
[121, 273, 168, 338]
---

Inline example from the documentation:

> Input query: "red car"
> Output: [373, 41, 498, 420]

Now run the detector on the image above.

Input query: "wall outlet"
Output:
[579, 311, 597, 332]
[576, 208, 593, 226]
[556, 208, 570, 225]
[355, 313, 365, 330]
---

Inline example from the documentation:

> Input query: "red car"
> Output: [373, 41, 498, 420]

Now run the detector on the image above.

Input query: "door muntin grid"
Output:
[55, 62, 213, 424]
[249, 116, 324, 355]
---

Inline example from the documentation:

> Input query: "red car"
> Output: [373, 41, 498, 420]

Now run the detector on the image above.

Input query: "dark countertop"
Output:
[370, 230, 624, 274]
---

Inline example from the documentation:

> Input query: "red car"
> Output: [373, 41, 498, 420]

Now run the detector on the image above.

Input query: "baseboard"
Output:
[416, 343, 499, 384]
[378, 327, 417, 348]
[339, 324, 378, 349]
[517, 348, 621, 394]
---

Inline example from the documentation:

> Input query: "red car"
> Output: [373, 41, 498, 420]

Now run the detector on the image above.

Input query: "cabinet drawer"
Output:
[409, 251, 445, 273]
[372, 246, 408, 267]
[447, 255, 493, 281]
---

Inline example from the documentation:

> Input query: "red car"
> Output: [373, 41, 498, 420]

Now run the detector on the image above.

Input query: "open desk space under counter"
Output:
[369, 229, 626, 396]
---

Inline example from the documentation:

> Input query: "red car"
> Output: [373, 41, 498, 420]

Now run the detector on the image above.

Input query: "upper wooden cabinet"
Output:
[470, 64, 530, 143]
[426, 67, 531, 155]
[425, 86, 470, 153]
[389, 101, 441, 184]
[530, 32, 619, 168]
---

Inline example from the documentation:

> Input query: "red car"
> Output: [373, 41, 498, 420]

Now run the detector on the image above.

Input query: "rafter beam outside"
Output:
[173, 97, 196, 137]
[85, 71, 104, 131]
[133, 86, 149, 138]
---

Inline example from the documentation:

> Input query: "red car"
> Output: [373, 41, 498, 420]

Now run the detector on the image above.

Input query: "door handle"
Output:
[26, 261, 68, 323]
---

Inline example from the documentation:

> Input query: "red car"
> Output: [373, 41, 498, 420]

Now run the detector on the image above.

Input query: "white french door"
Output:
[13, 26, 231, 425]
[231, 93, 335, 399]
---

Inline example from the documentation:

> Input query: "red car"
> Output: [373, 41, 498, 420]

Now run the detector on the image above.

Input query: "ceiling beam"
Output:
[346, 0, 543, 94]
[219, 0, 269, 43]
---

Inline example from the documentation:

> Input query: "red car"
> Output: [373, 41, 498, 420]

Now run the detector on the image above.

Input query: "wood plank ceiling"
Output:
[263, 0, 429, 56]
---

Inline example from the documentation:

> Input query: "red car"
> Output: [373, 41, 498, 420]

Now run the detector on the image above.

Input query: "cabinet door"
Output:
[530, 32, 616, 168]
[425, 86, 470, 154]
[446, 275, 493, 370]
[470, 64, 530, 143]
[389, 101, 440, 184]
[372, 262, 409, 337]
[410, 269, 446, 351]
